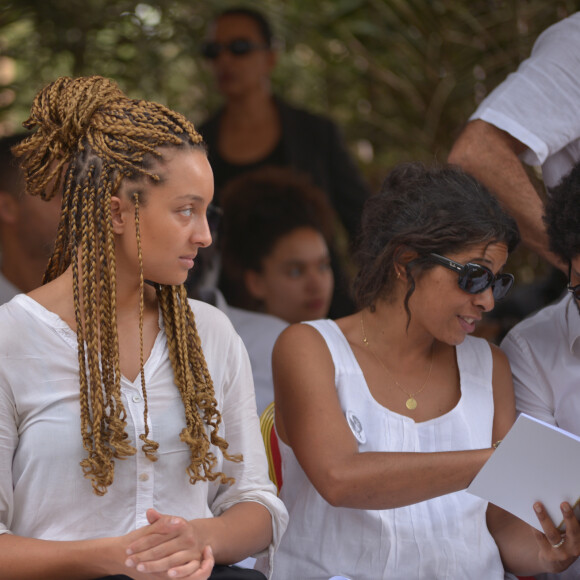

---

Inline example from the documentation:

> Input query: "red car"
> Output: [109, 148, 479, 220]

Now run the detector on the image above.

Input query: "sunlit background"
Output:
[1, 0, 579, 321]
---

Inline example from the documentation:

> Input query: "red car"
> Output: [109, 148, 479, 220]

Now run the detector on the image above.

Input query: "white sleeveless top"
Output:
[272, 320, 506, 580]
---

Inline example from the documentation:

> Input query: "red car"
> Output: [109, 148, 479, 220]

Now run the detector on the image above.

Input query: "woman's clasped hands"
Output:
[123, 508, 215, 579]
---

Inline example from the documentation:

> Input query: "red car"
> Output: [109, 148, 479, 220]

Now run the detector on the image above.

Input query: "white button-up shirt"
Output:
[501, 292, 580, 580]
[501, 293, 580, 432]
[470, 12, 580, 189]
[0, 294, 287, 567]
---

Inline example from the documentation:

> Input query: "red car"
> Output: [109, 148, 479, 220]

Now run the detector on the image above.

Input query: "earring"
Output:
[396, 271, 401, 279]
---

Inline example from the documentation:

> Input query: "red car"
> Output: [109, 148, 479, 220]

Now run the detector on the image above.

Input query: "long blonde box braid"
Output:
[13, 76, 240, 495]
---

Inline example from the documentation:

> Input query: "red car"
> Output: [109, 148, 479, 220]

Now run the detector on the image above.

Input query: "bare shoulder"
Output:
[490, 342, 511, 372]
[490, 342, 514, 390]
[273, 318, 356, 409]
[273, 321, 332, 358]
[273, 320, 355, 452]
[490, 342, 516, 433]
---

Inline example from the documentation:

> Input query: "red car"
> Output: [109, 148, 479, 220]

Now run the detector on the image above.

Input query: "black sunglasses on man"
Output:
[201, 39, 269, 60]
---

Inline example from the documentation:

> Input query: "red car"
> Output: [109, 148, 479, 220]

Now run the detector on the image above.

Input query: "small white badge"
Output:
[346, 410, 366, 444]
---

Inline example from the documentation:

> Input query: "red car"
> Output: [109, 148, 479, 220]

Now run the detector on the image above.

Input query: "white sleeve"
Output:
[500, 330, 557, 425]
[470, 13, 580, 168]
[0, 372, 17, 536]
[191, 301, 288, 575]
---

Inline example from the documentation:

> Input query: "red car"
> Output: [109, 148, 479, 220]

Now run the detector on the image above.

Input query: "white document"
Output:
[467, 413, 580, 531]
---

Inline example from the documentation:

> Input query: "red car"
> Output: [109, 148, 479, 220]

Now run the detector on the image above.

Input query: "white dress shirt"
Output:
[470, 12, 580, 188]
[501, 293, 580, 580]
[0, 294, 287, 572]
[501, 293, 580, 432]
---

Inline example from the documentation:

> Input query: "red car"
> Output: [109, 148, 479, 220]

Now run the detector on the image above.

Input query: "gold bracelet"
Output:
[492, 440, 502, 449]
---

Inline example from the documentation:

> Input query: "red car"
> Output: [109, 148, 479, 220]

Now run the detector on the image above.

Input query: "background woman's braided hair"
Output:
[13, 75, 240, 495]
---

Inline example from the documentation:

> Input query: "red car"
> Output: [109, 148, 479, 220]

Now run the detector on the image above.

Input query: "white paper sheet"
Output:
[467, 413, 580, 531]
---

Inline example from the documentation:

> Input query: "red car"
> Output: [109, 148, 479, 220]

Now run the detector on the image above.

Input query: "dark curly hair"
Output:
[544, 162, 580, 264]
[214, 7, 274, 48]
[219, 166, 335, 310]
[353, 162, 520, 314]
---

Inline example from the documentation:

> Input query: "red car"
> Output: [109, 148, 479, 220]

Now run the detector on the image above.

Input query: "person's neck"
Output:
[362, 302, 436, 365]
[223, 90, 277, 126]
[57, 262, 159, 329]
[114, 272, 159, 318]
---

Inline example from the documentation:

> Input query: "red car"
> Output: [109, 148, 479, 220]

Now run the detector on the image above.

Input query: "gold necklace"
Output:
[360, 312, 434, 410]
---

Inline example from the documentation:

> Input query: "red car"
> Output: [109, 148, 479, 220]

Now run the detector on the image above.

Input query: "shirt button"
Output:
[139, 473, 149, 482]
[132, 394, 142, 403]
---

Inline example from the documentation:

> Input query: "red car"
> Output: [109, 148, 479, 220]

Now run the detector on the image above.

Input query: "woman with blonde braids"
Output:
[0, 75, 287, 580]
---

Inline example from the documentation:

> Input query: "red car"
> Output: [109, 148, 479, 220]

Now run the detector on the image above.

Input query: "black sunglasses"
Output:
[200, 39, 269, 60]
[567, 263, 580, 300]
[429, 253, 514, 300]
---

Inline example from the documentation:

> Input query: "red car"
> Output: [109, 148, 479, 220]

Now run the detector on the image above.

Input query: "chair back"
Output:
[259, 402, 283, 492]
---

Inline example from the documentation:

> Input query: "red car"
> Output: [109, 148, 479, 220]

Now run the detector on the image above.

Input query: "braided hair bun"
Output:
[15, 75, 203, 200]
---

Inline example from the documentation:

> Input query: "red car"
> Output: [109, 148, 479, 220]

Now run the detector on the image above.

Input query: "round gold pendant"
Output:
[406, 397, 417, 410]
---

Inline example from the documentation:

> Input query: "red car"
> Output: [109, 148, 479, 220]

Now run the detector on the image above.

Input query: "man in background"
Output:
[0, 134, 61, 303]
[501, 161, 580, 580]
[448, 12, 580, 271]
[198, 6, 371, 318]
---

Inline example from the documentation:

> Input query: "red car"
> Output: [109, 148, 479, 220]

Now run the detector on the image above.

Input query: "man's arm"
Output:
[448, 119, 565, 271]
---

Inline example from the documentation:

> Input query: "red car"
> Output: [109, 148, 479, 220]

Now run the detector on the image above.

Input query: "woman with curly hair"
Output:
[271, 162, 580, 579]
[0, 75, 287, 580]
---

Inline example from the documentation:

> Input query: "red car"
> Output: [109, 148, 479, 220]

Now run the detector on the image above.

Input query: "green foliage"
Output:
[1, 0, 578, 182]
[1, 0, 579, 300]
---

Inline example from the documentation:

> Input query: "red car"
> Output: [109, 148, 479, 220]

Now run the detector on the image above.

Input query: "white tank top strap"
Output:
[302, 319, 361, 379]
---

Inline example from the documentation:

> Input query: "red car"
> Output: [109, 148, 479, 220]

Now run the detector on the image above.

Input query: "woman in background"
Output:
[219, 166, 334, 325]
[218, 166, 334, 414]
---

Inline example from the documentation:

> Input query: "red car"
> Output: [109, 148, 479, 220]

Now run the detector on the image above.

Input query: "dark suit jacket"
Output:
[199, 96, 371, 241]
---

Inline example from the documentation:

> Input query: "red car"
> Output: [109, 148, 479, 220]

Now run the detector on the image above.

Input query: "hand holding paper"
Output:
[468, 413, 580, 531]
